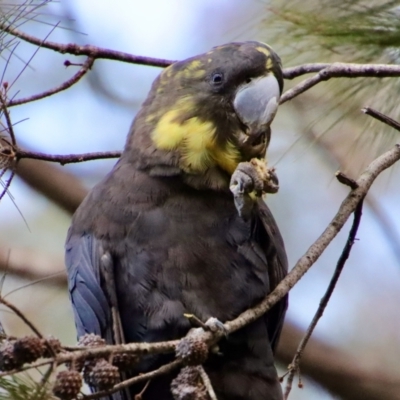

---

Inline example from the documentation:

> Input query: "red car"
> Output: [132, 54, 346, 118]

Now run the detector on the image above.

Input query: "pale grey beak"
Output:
[233, 74, 280, 137]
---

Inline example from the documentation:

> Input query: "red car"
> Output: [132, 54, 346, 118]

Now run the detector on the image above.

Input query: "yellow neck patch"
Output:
[151, 99, 241, 174]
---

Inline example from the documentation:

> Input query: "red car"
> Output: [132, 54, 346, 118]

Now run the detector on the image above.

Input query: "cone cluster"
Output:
[0, 335, 62, 371]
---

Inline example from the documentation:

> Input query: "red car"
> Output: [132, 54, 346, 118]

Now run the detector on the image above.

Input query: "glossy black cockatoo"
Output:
[66, 41, 288, 400]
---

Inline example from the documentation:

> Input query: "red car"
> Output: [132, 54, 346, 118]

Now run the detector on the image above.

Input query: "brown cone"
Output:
[52, 370, 82, 400]
[42, 336, 62, 357]
[77, 333, 105, 348]
[13, 336, 45, 364]
[175, 337, 209, 366]
[86, 359, 119, 390]
[0, 341, 21, 371]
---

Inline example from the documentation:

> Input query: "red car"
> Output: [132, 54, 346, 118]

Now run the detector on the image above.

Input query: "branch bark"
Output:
[0, 22, 174, 68]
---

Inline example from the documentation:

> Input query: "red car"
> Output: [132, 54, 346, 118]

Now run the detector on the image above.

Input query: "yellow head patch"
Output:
[151, 98, 241, 174]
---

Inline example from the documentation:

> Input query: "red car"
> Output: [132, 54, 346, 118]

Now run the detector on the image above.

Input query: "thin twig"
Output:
[16, 149, 121, 164]
[80, 359, 182, 400]
[224, 144, 400, 335]
[199, 365, 218, 400]
[0, 91, 16, 145]
[283, 63, 331, 79]
[133, 379, 151, 400]
[280, 70, 328, 104]
[362, 107, 400, 132]
[9, 21, 60, 91]
[293, 99, 400, 267]
[0, 22, 174, 68]
[0, 357, 53, 377]
[0, 169, 15, 201]
[31, 363, 55, 400]
[280, 63, 400, 104]
[5, 21, 400, 86]
[0, 295, 43, 338]
[283, 174, 364, 399]
[7, 56, 95, 107]
[184, 313, 210, 330]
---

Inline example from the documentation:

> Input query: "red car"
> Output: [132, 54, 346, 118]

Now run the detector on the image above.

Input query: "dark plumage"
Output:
[66, 41, 288, 400]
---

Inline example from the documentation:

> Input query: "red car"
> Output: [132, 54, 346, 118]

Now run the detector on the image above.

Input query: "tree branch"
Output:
[7, 57, 95, 107]
[281, 62, 400, 104]
[16, 149, 121, 165]
[81, 359, 182, 400]
[0, 22, 174, 68]
[284, 181, 364, 399]
[362, 106, 400, 132]
[225, 144, 400, 336]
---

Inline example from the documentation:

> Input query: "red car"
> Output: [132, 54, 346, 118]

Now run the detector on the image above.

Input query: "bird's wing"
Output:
[257, 199, 288, 353]
[65, 232, 114, 343]
[65, 232, 126, 400]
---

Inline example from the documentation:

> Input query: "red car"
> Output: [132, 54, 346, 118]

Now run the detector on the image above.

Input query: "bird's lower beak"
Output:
[233, 74, 280, 140]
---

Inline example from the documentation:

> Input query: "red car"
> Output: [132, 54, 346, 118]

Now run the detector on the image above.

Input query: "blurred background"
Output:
[0, 0, 399, 399]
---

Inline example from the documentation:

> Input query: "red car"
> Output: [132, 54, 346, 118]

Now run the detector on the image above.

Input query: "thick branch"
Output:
[224, 144, 400, 334]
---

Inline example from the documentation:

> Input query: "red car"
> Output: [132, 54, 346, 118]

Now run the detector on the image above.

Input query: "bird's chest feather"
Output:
[71, 167, 272, 341]
[99, 178, 271, 341]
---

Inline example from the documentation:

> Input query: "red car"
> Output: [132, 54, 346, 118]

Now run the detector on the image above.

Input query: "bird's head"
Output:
[127, 41, 283, 185]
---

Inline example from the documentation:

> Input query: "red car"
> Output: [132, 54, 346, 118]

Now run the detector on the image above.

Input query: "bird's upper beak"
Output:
[233, 74, 280, 139]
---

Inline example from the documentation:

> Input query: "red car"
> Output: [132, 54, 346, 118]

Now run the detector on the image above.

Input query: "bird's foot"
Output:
[230, 158, 279, 219]
[204, 317, 228, 337]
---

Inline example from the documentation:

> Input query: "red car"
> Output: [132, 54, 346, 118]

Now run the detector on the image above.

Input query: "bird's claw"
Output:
[205, 317, 228, 337]
[230, 158, 279, 219]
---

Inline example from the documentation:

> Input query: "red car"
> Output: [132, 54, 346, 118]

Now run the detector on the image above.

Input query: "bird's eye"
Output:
[245, 77, 252, 84]
[211, 72, 224, 85]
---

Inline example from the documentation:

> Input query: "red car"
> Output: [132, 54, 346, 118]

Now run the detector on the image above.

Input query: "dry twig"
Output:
[225, 144, 400, 336]
[16, 149, 121, 165]
[283, 173, 364, 399]
[81, 359, 182, 400]
[362, 107, 400, 132]
[0, 22, 174, 68]
[280, 63, 400, 104]
[0, 295, 43, 338]
[7, 57, 95, 107]
[199, 365, 218, 400]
